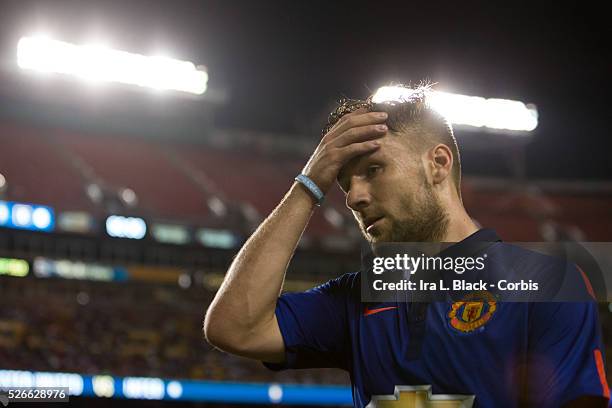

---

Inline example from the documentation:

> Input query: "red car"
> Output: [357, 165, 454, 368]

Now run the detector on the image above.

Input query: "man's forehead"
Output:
[337, 134, 406, 181]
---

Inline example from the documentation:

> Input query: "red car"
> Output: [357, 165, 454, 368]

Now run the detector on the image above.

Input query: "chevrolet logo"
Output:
[366, 385, 474, 408]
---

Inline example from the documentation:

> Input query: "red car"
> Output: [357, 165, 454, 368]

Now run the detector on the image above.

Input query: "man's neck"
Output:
[442, 207, 480, 243]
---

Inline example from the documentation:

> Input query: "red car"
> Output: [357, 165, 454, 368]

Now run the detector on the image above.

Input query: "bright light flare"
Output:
[17, 36, 208, 95]
[372, 86, 538, 132]
[106, 215, 147, 239]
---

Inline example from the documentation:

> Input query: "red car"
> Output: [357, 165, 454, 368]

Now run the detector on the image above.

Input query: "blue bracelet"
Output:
[295, 174, 325, 206]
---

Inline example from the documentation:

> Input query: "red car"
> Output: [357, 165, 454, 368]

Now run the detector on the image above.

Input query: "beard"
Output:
[364, 181, 449, 244]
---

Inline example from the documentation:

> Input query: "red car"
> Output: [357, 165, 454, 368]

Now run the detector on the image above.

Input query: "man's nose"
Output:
[346, 179, 371, 211]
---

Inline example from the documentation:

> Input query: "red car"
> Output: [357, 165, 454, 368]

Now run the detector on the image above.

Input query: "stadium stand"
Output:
[1, 272, 610, 384]
[0, 275, 350, 385]
[54, 131, 213, 222]
[0, 122, 93, 212]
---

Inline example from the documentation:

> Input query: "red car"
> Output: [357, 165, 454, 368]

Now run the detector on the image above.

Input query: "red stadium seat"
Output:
[0, 122, 94, 211]
[55, 131, 212, 221]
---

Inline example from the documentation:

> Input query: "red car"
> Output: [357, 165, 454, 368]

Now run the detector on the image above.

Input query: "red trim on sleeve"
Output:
[576, 265, 596, 300]
[594, 348, 610, 399]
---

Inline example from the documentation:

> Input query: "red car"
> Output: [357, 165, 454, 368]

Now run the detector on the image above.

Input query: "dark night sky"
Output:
[1, 0, 610, 180]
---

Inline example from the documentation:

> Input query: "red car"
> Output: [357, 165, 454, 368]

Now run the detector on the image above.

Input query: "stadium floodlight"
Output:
[371, 86, 538, 132]
[17, 36, 208, 95]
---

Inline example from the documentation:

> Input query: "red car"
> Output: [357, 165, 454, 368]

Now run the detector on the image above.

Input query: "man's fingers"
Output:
[323, 111, 388, 143]
[330, 107, 369, 129]
[333, 110, 387, 134]
[337, 140, 382, 163]
[332, 123, 387, 147]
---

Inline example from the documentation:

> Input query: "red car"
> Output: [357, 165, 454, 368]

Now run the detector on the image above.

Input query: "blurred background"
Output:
[0, 0, 610, 406]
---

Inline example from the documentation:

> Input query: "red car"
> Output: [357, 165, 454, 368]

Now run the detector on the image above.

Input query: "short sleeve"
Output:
[262, 273, 356, 371]
[526, 266, 610, 406]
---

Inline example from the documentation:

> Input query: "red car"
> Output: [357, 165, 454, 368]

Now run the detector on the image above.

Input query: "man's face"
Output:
[337, 134, 448, 243]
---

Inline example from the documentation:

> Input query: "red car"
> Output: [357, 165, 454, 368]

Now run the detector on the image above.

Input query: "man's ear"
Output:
[430, 144, 453, 185]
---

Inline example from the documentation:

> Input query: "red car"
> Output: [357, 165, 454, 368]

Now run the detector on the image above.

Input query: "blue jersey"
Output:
[264, 229, 609, 407]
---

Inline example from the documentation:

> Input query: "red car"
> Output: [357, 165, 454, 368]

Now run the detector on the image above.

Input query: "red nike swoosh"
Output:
[363, 306, 398, 316]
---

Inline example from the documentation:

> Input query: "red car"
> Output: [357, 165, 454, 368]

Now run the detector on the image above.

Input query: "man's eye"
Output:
[366, 165, 381, 177]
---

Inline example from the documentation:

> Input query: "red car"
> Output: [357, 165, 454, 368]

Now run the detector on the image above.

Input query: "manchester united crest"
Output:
[448, 291, 497, 333]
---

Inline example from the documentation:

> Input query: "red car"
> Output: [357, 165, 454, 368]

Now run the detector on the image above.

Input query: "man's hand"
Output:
[204, 109, 388, 363]
[302, 109, 388, 193]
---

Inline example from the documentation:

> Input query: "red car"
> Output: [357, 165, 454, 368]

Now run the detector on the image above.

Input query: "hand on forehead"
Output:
[336, 132, 407, 190]
[323, 99, 372, 135]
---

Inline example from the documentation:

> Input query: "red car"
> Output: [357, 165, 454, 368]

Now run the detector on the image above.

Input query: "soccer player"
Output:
[204, 83, 609, 407]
